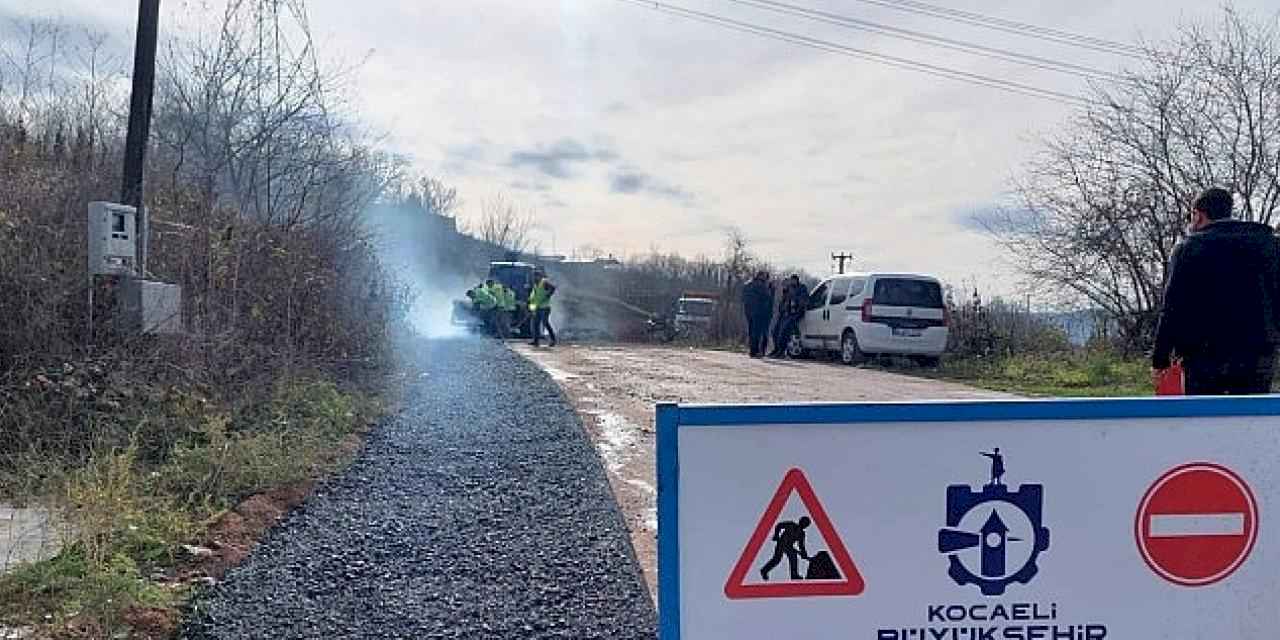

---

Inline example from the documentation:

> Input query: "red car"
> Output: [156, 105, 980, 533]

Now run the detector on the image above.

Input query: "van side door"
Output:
[821, 277, 852, 348]
[799, 280, 831, 349]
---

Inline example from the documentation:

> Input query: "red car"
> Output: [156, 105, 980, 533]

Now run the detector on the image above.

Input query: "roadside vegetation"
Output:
[925, 288, 1150, 397]
[923, 353, 1149, 398]
[0, 7, 414, 638]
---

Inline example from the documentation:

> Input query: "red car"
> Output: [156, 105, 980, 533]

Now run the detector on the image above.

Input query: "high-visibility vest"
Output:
[486, 284, 507, 311]
[491, 284, 516, 312]
[529, 281, 553, 311]
[472, 286, 496, 310]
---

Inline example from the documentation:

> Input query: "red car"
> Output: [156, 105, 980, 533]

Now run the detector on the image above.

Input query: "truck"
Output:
[672, 293, 718, 336]
[645, 292, 719, 342]
[452, 261, 539, 337]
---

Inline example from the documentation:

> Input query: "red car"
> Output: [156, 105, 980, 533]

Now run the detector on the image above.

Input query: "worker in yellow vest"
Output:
[488, 280, 515, 340]
[468, 282, 497, 335]
[528, 275, 557, 347]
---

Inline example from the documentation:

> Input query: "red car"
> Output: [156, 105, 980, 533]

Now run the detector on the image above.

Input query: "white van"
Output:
[788, 272, 949, 366]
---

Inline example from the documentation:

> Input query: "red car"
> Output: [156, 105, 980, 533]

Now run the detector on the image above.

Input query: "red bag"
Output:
[1155, 361, 1185, 396]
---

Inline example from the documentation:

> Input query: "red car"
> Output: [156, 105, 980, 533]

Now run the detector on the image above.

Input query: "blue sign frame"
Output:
[655, 395, 1280, 640]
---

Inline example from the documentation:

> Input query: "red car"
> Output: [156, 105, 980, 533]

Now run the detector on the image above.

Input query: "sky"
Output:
[7, 0, 1280, 300]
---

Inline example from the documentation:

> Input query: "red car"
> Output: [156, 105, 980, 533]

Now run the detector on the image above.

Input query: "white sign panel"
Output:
[656, 398, 1280, 640]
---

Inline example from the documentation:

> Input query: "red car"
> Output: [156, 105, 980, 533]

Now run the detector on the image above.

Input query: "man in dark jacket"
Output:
[1152, 188, 1280, 395]
[742, 271, 774, 358]
[769, 275, 809, 358]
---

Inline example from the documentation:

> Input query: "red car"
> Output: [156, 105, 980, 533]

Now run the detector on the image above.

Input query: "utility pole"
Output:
[121, 0, 161, 277]
[832, 252, 854, 274]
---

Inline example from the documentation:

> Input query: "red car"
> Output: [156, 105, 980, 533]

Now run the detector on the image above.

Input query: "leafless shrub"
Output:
[985, 7, 1280, 351]
[464, 192, 535, 255]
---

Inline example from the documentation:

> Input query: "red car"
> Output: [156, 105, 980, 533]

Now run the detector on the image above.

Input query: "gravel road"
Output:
[182, 339, 655, 639]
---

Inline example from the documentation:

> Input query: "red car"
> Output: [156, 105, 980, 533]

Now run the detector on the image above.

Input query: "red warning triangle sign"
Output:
[724, 468, 865, 599]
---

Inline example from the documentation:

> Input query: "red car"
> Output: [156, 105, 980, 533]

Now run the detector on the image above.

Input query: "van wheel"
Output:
[840, 331, 864, 365]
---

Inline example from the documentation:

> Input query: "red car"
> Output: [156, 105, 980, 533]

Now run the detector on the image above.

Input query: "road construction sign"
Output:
[656, 398, 1280, 640]
[1136, 462, 1259, 587]
[723, 468, 864, 599]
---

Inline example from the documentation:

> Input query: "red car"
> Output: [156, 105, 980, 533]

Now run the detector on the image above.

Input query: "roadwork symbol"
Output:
[724, 468, 864, 599]
[1136, 462, 1258, 587]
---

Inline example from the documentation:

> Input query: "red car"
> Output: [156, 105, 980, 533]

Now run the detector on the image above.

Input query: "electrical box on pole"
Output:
[121, 278, 182, 335]
[88, 202, 139, 277]
[86, 201, 183, 336]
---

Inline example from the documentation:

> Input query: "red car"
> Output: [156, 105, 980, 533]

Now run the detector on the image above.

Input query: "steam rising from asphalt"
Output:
[364, 203, 470, 339]
[363, 200, 637, 343]
[406, 285, 467, 339]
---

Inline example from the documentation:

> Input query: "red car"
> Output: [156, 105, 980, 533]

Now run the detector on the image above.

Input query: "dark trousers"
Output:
[747, 314, 770, 357]
[479, 308, 497, 335]
[1184, 351, 1276, 395]
[493, 310, 511, 339]
[531, 308, 556, 346]
[771, 313, 800, 356]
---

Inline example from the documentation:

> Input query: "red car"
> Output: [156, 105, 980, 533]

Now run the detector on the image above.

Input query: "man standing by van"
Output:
[770, 275, 808, 358]
[742, 271, 774, 358]
[1152, 188, 1280, 395]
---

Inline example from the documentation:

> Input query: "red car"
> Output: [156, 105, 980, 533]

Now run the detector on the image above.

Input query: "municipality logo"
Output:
[937, 448, 1050, 596]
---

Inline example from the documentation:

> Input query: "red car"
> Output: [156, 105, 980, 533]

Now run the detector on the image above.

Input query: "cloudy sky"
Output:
[8, 0, 1280, 297]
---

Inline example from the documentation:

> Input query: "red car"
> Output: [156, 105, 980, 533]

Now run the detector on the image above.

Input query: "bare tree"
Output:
[986, 7, 1280, 349]
[71, 29, 125, 166]
[469, 193, 534, 254]
[151, 0, 390, 230]
[723, 227, 755, 284]
[406, 175, 459, 218]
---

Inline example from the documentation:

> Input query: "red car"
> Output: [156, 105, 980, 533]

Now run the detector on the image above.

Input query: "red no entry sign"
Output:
[1135, 462, 1259, 587]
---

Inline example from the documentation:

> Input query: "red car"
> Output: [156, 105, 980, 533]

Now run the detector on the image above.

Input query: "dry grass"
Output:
[0, 371, 386, 637]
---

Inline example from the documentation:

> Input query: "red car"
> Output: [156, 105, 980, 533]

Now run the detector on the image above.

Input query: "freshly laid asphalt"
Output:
[182, 338, 656, 639]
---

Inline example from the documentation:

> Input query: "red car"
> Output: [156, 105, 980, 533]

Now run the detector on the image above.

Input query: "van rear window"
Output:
[873, 278, 943, 308]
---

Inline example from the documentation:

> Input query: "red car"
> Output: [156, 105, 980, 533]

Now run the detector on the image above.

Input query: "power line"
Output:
[614, 0, 1093, 106]
[840, 0, 1147, 57]
[722, 0, 1125, 81]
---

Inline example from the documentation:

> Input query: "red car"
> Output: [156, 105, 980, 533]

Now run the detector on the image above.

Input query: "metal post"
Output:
[87, 274, 94, 347]
[121, 0, 160, 277]
[831, 252, 854, 274]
